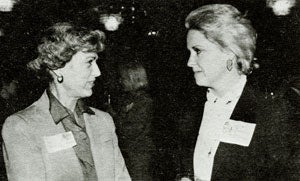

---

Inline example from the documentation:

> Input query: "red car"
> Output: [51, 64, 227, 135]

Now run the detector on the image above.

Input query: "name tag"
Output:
[44, 132, 77, 153]
[220, 120, 256, 147]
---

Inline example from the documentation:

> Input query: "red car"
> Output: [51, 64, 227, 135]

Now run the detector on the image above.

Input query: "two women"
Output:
[2, 4, 298, 181]
[2, 23, 130, 180]
[185, 4, 298, 180]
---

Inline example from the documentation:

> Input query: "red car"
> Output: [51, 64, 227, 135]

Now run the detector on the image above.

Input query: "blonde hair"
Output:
[185, 4, 257, 74]
[27, 22, 105, 73]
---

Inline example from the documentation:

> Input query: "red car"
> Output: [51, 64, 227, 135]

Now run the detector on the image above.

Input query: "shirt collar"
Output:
[207, 75, 247, 104]
[47, 89, 95, 124]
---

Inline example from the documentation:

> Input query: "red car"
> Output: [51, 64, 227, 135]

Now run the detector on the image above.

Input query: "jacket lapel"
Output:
[84, 112, 115, 180]
[230, 83, 257, 123]
[34, 91, 84, 180]
[197, 83, 257, 125]
[212, 84, 259, 178]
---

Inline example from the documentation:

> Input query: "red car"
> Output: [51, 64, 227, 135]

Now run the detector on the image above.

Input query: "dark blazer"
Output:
[179, 83, 299, 180]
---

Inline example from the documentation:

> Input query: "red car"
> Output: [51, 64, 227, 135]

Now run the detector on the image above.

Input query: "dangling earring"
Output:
[50, 70, 63, 83]
[226, 59, 233, 71]
[57, 75, 63, 83]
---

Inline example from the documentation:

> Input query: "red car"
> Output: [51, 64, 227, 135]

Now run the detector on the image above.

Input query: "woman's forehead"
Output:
[72, 51, 98, 60]
[187, 30, 214, 48]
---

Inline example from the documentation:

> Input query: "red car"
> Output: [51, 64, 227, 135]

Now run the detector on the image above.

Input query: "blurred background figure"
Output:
[0, 66, 22, 181]
[0, 68, 20, 126]
[111, 61, 157, 181]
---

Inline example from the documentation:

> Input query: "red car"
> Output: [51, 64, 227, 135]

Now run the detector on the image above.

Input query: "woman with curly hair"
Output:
[2, 22, 131, 181]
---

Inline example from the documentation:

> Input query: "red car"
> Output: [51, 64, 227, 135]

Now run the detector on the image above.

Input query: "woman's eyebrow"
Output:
[192, 46, 203, 50]
[86, 55, 98, 60]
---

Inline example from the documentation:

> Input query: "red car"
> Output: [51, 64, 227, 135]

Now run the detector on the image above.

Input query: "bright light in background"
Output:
[100, 14, 123, 31]
[147, 30, 159, 37]
[267, 0, 296, 15]
[0, 0, 16, 12]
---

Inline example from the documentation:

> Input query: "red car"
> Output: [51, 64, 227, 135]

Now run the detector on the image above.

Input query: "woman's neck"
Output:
[210, 73, 245, 98]
[49, 83, 78, 111]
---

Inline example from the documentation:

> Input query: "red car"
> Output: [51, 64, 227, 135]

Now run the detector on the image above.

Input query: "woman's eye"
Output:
[192, 47, 202, 55]
[87, 60, 93, 64]
[195, 49, 201, 55]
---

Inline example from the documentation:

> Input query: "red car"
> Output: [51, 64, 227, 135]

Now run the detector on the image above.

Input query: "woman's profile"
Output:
[2, 22, 131, 181]
[184, 4, 298, 180]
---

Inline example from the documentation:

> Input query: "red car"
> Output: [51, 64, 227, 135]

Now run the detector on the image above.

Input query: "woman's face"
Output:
[187, 30, 231, 89]
[58, 51, 101, 98]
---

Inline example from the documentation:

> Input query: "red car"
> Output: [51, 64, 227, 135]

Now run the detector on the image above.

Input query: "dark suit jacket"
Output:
[179, 83, 299, 180]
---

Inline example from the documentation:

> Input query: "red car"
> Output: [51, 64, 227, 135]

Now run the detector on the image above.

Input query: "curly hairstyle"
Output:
[27, 22, 105, 80]
[185, 4, 257, 75]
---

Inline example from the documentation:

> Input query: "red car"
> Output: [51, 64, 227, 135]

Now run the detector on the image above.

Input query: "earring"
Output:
[226, 59, 233, 71]
[57, 75, 63, 83]
[49, 70, 63, 83]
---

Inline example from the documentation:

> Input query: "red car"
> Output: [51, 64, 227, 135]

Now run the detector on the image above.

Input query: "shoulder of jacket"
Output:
[89, 107, 115, 128]
[3, 113, 29, 136]
[2, 98, 48, 133]
[90, 107, 111, 118]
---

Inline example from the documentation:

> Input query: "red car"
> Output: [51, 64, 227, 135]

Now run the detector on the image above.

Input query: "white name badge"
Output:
[43, 132, 77, 153]
[220, 120, 256, 147]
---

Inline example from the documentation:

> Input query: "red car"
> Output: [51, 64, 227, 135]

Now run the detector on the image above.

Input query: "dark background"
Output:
[0, 0, 299, 180]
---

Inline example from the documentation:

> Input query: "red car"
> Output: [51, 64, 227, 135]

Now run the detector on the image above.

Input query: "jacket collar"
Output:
[230, 83, 257, 123]
[46, 89, 95, 124]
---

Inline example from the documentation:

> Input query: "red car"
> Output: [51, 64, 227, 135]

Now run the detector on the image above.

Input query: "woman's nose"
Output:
[93, 63, 101, 77]
[187, 55, 195, 68]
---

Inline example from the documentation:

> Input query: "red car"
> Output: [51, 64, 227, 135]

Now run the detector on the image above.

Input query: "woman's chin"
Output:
[86, 90, 93, 97]
[194, 74, 206, 86]
[78, 89, 93, 98]
[195, 79, 207, 87]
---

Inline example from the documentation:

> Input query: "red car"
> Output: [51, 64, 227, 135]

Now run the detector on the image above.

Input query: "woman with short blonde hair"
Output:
[184, 4, 298, 180]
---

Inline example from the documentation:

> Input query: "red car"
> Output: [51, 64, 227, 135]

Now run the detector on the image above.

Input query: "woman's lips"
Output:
[87, 81, 95, 88]
[193, 70, 202, 73]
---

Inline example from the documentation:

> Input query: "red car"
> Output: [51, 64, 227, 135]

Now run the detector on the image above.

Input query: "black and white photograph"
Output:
[0, 0, 299, 180]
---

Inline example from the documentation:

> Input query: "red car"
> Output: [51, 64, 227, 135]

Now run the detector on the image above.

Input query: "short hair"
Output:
[119, 61, 149, 92]
[185, 4, 257, 75]
[27, 22, 105, 75]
